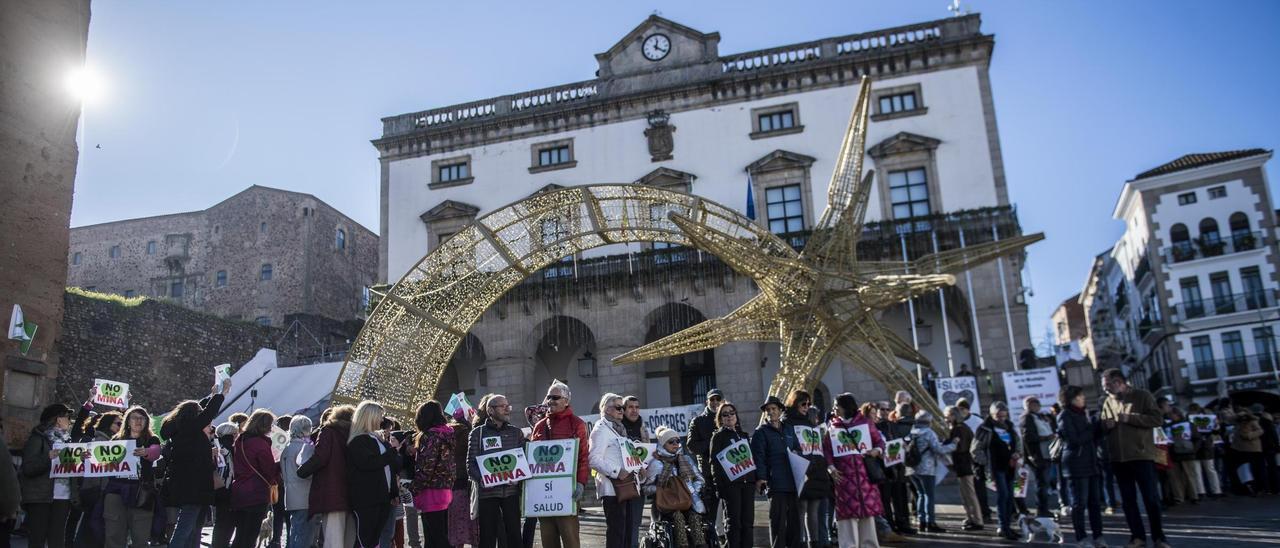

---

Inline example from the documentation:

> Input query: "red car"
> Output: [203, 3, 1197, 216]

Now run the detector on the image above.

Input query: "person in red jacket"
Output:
[529, 380, 590, 548]
[229, 410, 280, 548]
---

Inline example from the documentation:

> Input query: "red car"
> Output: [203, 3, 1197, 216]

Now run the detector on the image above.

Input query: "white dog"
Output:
[256, 509, 274, 548]
[1017, 514, 1063, 544]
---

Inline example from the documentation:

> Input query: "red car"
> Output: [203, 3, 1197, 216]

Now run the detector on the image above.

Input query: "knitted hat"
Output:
[655, 426, 680, 448]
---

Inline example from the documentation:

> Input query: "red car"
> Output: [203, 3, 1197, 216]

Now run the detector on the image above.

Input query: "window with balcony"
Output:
[1229, 212, 1256, 250]
[1254, 326, 1276, 373]
[1169, 223, 1193, 262]
[1222, 331, 1248, 376]
[1192, 335, 1215, 379]
[1210, 272, 1234, 314]
[1199, 218, 1224, 257]
[1242, 267, 1267, 309]
[1180, 277, 1204, 319]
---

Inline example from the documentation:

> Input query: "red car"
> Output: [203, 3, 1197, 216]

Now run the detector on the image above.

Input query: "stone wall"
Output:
[0, 0, 91, 444]
[55, 289, 278, 416]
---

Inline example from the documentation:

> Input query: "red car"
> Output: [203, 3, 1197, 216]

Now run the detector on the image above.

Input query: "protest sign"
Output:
[50, 443, 88, 478]
[935, 376, 980, 410]
[579, 404, 703, 437]
[214, 364, 232, 387]
[828, 424, 871, 457]
[1169, 422, 1192, 441]
[620, 438, 647, 472]
[715, 439, 757, 481]
[523, 476, 576, 518]
[269, 426, 289, 462]
[1153, 427, 1171, 446]
[85, 440, 139, 479]
[444, 393, 477, 423]
[631, 442, 658, 467]
[1189, 414, 1217, 433]
[794, 425, 823, 456]
[787, 450, 809, 493]
[526, 439, 576, 478]
[476, 447, 531, 488]
[93, 379, 129, 409]
[883, 438, 905, 467]
[1003, 368, 1060, 420]
[1013, 464, 1030, 498]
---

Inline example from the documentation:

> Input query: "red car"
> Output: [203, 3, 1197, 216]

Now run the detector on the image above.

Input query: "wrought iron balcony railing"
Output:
[1193, 351, 1280, 381]
[1166, 231, 1263, 263]
[1173, 289, 1277, 322]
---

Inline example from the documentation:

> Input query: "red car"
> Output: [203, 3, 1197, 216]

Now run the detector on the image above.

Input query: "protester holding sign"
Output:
[823, 393, 884, 548]
[230, 410, 282, 548]
[467, 394, 526, 548]
[708, 402, 755, 548]
[876, 402, 915, 536]
[751, 395, 800, 548]
[973, 401, 1020, 540]
[406, 401, 454, 548]
[781, 390, 832, 548]
[530, 380, 589, 548]
[1186, 403, 1223, 498]
[643, 427, 707, 548]
[20, 402, 77, 548]
[71, 411, 122, 548]
[1164, 406, 1200, 505]
[589, 393, 638, 548]
[161, 380, 231, 548]
[100, 407, 161, 548]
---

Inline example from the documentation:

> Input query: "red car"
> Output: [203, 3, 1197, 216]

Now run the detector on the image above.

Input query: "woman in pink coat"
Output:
[823, 393, 885, 548]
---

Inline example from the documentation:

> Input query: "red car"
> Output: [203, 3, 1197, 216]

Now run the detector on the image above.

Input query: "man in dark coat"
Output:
[686, 389, 723, 540]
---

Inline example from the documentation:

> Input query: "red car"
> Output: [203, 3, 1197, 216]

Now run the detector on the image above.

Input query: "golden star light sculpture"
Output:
[614, 76, 1044, 421]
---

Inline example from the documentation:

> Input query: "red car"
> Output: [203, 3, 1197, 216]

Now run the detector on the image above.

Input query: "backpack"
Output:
[904, 436, 926, 468]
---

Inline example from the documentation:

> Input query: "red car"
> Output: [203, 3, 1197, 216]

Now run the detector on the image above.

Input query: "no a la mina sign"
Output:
[93, 379, 129, 409]
[883, 438, 905, 467]
[476, 447, 531, 488]
[51, 440, 139, 479]
[794, 425, 823, 456]
[828, 424, 872, 457]
[715, 439, 757, 481]
[526, 439, 576, 478]
[523, 439, 577, 518]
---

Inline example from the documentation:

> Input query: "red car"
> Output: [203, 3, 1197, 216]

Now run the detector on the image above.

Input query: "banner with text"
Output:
[84, 440, 139, 478]
[1002, 369, 1061, 420]
[49, 443, 88, 478]
[477, 447, 531, 488]
[935, 376, 979, 411]
[579, 404, 704, 438]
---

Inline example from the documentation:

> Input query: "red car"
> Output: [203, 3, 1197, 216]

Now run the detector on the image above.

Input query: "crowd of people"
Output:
[1, 367, 1277, 548]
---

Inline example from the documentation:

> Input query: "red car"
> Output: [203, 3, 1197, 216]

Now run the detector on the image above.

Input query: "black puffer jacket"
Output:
[686, 406, 718, 483]
[782, 412, 831, 499]
[709, 427, 756, 493]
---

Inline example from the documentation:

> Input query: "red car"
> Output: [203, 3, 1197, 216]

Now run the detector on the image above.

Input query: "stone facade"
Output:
[67, 185, 378, 329]
[0, 0, 91, 444]
[55, 289, 278, 416]
[377, 14, 1036, 417]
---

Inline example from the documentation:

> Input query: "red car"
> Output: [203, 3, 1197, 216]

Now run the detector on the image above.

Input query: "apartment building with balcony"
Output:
[1085, 149, 1279, 407]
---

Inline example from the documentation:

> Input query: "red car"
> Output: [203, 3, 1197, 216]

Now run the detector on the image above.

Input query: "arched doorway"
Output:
[434, 333, 485, 402]
[527, 315, 600, 413]
[640, 303, 715, 407]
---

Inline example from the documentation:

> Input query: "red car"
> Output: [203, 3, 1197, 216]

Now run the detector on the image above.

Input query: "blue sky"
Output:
[74, 1, 1280, 349]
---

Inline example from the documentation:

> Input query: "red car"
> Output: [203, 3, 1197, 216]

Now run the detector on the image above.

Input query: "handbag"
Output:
[611, 472, 639, 503]
[239, 440, 279, 505]
[863, 455, 887, 485]
[655, 474, 692, 512]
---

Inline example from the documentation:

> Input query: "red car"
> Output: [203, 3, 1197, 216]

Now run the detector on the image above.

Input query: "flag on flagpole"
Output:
[8, 304, 37, 356]
[745, 176, 756, 220]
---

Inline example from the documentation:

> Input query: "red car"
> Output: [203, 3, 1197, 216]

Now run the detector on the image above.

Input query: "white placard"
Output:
[1169, 422, 1192, 441]
[883, 438, 905, 467]
[49, 443, 87, 478]
[1189, 414, 1217, 433]
[84, 440, 140, 478]
[794, 425, 822, 456]
[476, 447, 531, 488]
[935, 376, 980, 411]
[619, 438, 647, 472]
[787, 450, 809, 493]
[214, 364, 232, 386]
[269, 426, 289, 462]
[93, 379, 130, 409]
[522, 476, 576, 517]
[1153, 427, 1171, 446]
[1002, 369, 1061, 420]
[714, 439, 757, 481]
[526, 439, 576, 479]
[828, 424, 871, 457]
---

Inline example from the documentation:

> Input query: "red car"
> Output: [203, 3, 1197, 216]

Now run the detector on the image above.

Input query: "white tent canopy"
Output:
[213, 348, 342, 424]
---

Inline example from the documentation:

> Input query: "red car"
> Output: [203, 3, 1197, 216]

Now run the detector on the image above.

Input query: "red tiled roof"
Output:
[1133, 149, 1269, 180]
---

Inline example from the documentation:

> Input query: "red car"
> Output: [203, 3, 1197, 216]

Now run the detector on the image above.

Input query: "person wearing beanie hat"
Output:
[644, 426, 707, 548]
[906, 408, 955, 533]
[974, 401, 1020, 539]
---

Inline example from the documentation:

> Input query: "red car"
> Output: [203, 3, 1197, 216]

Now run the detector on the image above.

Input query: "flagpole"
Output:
[932, 230, 955, 377]
[993, 225, 1018, 368]
[899, 232, 922, 384]
[959, 229, 987, 371]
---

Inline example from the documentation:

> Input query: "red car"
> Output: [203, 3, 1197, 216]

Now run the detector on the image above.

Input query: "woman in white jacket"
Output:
[590, 393, 637, 548]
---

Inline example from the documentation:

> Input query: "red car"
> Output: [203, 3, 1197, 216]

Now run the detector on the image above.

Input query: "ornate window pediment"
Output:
[867, 132, 941, 159]
[746, 150, 817, 174]
[636, 167, 697, 191]
[420, 200, 480, 225]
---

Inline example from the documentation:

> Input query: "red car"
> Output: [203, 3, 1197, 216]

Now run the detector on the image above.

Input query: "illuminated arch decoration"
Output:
[331, 183, 796, 419]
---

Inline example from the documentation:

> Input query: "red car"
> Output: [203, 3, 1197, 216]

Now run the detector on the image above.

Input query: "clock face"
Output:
[642, 34, 671, 61]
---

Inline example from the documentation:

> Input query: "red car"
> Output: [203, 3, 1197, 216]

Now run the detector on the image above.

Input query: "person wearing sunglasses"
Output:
[590, 393, 638, 548]
[709, 402, 755, 548]
[529, 380, 589, 548]
[686, 389, 725, 543]
[782, 390, 832, 548]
